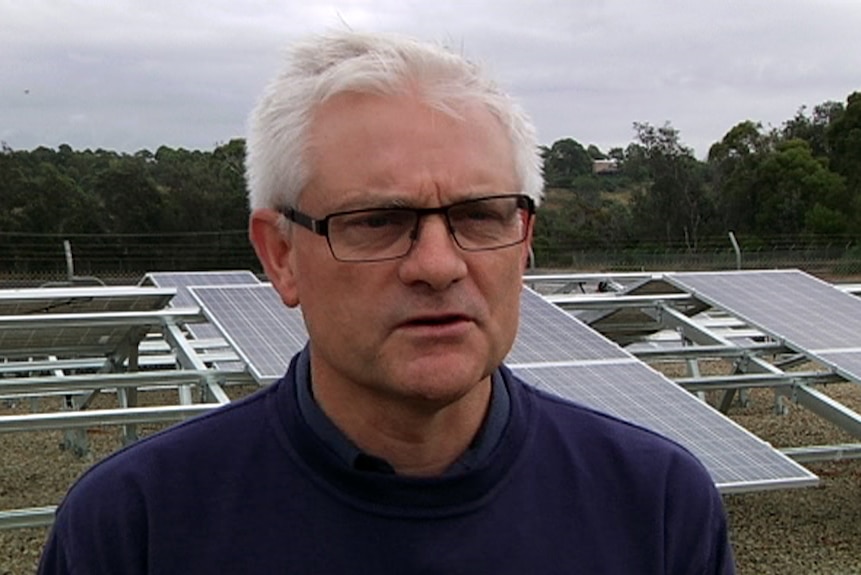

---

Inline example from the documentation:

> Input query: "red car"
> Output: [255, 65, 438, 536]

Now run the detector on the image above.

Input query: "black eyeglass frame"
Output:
[279, 193, 536, 263]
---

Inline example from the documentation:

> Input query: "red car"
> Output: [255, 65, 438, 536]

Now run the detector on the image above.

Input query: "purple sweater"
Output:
[39, 355, 734, 574]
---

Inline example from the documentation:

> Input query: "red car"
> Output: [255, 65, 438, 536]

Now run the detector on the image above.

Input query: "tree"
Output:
[94, 158, 164, 234]
[628, 122, 712, 248]
[532, 189, 632, 266]
[707, 121, 774, 234]
[754, 139, 848, 236]
[541, 138, 592, 187]
[782, 101, 844, 159]
[827, 92, 861, 197]
[607, 147, 625, 162]
[586, 144, 606, 160]
[21, 163, 102, 234]
[211, 139, 250, 230]
[0, 145, 24, 233]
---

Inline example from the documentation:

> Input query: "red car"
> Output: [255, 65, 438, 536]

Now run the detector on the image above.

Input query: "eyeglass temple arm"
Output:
[283, 208, 328, 236]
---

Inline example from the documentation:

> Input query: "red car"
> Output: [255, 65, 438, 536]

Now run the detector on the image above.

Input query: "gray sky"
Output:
[2, 0, 859, 159]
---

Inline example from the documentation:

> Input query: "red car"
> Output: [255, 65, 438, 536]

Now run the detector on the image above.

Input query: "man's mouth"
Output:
[401, 313, 472, 329]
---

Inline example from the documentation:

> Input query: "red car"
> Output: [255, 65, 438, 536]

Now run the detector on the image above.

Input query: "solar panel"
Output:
[0, 287, 175, 359]
[667, 270, 861, 351]
[667, 270, 861, 385]
[508, 289, 629, 364]
[0, 323, 133, 358]
[509, 286, 817, 492]
[142, 271, 260, 308]
[513, 362, 816, 491]
[143, 271, 261, 351]
[816, 351, 861, 382]
[0, 286, 174, 316]
[189, 284, 307, 383]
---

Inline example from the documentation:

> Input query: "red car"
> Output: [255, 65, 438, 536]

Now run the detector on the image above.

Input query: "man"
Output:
[39, 31, 735, 573]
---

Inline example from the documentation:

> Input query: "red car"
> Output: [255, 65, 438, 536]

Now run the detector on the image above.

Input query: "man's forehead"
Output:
[310, 89, 502, 133]
[306, 92, 511, 161]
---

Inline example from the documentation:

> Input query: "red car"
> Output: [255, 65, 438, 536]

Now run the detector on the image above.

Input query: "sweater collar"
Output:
[294, 344, 511, 475]
[269, 348, 533, 514]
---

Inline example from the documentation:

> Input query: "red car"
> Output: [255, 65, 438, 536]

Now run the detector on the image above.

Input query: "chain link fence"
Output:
[2, 232, 860, 288]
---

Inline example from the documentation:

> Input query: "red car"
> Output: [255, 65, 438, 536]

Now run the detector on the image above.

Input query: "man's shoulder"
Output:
[43, 380, 294, 574]
[510, 374, 714, 486]
[505, 376, 732, 572]
[64, 381, 280, 497]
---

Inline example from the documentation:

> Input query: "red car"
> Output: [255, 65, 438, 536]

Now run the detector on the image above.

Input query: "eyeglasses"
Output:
[280, 194, 535, 263]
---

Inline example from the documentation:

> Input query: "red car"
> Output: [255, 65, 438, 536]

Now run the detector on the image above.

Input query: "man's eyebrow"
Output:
[331, 191, 504, 213]
[332, 196, 414, 212]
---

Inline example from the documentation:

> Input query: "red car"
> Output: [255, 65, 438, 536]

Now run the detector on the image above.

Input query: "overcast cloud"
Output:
[1, 0, 859, 158]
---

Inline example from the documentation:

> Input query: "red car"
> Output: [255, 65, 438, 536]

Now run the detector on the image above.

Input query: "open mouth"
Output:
[406, 314, 467, 327]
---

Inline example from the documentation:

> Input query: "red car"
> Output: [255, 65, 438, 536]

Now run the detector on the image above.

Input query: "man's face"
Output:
[274, 91, 530, 408]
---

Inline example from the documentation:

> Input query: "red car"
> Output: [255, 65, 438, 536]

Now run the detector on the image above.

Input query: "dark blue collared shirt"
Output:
[294, 345, 510, 475]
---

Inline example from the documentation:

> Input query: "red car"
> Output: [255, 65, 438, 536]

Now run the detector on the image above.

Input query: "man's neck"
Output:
[310, 371, 493, 477]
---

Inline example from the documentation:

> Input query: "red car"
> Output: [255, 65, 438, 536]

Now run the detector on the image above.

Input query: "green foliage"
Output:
[707, 120, 773, 233]
[94, 159, 163, 234]
[827, 92, 861, 195]
[532, 188, 632, 266]
[804, 203, 848, 235]
[834, 242, 861, 275]
[151, 140, 248, 233]
[754, 139, 847, 235]
[540, 138, 592, 187]
[708, 107, 857, 242]
[0, 141, 251, 273]
[586, 144, 606, 160]
[2, 89, 858, 273]
[0, 142, 248, 236]
[627, 122, 713, 248]
[782, 101, 844, 159]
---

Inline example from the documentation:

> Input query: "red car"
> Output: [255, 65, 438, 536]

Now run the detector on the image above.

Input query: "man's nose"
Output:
[397, 214, 467, 290]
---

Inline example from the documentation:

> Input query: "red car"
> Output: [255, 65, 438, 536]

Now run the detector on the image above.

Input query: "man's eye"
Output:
[343, 211, 409, 229]
[466, 209, 495, 220]
[456, 207, 505, 222]
[359, 215, 391, 228]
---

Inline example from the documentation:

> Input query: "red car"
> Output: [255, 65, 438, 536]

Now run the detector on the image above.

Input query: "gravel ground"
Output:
[723, 386, 861, 575]
[2, 376, 860, 574]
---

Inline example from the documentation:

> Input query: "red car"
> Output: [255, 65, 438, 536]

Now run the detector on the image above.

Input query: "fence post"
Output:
[728, 231, 741, 270]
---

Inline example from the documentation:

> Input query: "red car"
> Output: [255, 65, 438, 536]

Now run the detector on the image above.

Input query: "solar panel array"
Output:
[509, 289, 815, 492]
[667, 270, 861, 382]
[142, 271, 264, 373]
[142, 271, 260, 309]
[188, 282, 815, 491]
[189, 284, 307, 382]
[0, 287, 175, 358]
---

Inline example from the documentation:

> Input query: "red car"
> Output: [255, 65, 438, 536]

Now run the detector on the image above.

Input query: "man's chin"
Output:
[391, 360, 491, 403]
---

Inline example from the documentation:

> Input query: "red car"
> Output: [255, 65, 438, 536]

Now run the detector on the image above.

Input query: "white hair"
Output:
[246, 30, 544, 210]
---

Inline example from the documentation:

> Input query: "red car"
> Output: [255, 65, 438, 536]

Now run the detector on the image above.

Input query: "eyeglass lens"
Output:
[327, 196, 529, 262]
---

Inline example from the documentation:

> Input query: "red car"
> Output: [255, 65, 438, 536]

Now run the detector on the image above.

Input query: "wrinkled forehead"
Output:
[300, 90, 517, 204]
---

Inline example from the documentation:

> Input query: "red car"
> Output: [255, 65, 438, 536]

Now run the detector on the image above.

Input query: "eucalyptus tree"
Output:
[783, 100, 845, 160]
[628, 122, 713, 248]
[708, 120, 774, 234]
[827, 92, 861, 200]
[753, 139, 848, 236]
[540, 138, 593, 187]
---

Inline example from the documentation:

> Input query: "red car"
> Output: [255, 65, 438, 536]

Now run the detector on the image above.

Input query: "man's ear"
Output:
[249, 209, 300, 307]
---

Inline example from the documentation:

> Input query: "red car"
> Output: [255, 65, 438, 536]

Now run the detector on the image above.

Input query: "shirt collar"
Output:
[294, 344, 510, 475]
